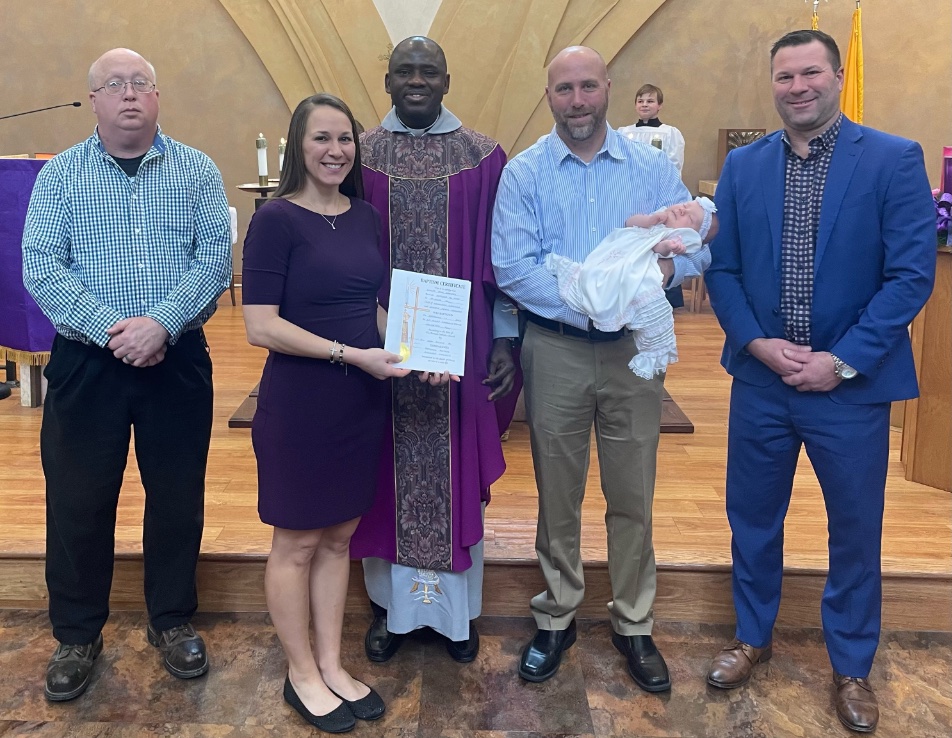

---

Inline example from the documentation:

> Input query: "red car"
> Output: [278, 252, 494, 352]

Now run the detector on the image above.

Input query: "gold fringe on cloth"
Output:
[0, 346, 50, 365]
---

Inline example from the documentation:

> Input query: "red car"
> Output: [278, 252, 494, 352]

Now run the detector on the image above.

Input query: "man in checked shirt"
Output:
[705, 30, 935, 733]
[22, 48, 231, 702]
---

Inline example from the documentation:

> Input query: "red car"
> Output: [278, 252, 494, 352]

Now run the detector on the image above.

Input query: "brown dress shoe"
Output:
[707, 639, 772, 689]
[833, 673, 879, 733]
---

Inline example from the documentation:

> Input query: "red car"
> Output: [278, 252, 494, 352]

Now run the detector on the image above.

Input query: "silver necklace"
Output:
[315, 197, 343, 229]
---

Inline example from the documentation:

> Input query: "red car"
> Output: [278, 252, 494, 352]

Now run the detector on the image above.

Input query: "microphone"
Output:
[0, 102, 82, 121]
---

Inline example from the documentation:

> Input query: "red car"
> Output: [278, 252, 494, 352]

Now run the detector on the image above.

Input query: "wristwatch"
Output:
[831, 354, 858, 380]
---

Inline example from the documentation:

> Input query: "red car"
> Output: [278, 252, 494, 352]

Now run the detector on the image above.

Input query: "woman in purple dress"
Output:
[242, 94, 408, 733]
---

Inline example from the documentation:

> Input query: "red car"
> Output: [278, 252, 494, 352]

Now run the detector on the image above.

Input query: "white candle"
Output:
[278, 137, 286, 173]
[256, 132, 268, 179]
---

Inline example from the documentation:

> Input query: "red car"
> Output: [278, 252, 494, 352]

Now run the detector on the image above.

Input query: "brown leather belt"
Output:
[523, 311, 629, 342]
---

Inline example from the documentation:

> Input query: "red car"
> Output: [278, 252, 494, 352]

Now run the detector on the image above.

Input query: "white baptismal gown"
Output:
[545, 224, 702, 379]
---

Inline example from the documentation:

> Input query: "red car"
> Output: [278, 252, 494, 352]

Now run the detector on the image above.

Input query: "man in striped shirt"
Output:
[491, 46, 707, 691]
[22, 48, 232, 702]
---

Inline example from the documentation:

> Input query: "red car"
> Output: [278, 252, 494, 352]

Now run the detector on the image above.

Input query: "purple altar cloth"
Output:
[0, 159, 55, 357]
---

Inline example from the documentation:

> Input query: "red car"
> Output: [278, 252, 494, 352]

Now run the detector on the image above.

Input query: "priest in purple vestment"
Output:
[349, 36, 519, 664]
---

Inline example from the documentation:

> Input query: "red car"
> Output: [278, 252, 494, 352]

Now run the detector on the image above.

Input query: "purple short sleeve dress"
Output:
[242, 197, 388, 530]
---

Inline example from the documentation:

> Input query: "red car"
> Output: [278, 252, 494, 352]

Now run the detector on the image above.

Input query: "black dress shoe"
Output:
[364, 608, 404, 663]
[147, 623, 208, 679]
[283, 675, 356, 733]
[611, 633, 671, 692]
[329, 682, 386, 721]
[446, 621, 480, 663]
[518, 620, 577, 683]
[45, 633, 103, 702]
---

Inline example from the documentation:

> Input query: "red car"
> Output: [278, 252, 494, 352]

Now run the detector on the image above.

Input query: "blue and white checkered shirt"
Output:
[491, 125, 703, 329]
[22, 127, 232, 347]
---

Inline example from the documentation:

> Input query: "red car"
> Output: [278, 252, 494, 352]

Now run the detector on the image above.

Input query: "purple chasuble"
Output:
[351, 126, 511, 572]
[0, 160, 56, 355]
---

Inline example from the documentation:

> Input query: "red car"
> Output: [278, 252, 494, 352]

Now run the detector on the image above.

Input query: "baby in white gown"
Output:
[545, 196, 717, 379]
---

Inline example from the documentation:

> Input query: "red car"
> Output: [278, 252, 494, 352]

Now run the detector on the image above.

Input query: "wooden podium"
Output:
[901, 248, 952, 492]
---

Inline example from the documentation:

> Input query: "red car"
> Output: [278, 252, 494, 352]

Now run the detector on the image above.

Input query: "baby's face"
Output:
[663, 201, 704, 231]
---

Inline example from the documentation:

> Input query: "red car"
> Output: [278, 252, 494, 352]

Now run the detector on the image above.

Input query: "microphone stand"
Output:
[0, 102, 82, 121]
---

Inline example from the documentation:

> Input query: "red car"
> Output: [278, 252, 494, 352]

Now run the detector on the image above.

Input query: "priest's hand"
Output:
[350, 348, 412, 380]
[417, 370, 459, 385]
[106, 317, 170, 368]
[484, 338, 516, 401]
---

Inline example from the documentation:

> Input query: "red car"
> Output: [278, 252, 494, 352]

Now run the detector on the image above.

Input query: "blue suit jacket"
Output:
[706, 117, 936, 405]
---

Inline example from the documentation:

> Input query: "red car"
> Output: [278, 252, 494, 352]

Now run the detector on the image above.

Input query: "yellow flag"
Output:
[811, 11, 819, 31]
[840, 7, 864, 123]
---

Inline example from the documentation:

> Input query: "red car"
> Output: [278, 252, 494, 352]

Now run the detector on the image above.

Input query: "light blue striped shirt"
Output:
[492, 125, 708, 329]
[22, 127, 232, 347]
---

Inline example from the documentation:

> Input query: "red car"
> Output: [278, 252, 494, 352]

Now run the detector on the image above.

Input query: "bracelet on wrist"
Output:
[328, 341, 348, 374]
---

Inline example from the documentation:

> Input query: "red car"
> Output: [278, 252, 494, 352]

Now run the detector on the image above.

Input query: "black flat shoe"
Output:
[518, 619, 577, 683]
[330, 682, 386, 721]
[446, 621, 480, 663]
[364, 607, 404, 663]
[45, 633, 104, 702]
[611, 633, 671, 692]
[283, 676, 355, 733]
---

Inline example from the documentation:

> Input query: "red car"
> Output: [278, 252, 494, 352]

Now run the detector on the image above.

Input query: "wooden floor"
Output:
[2, 292, 950, 627]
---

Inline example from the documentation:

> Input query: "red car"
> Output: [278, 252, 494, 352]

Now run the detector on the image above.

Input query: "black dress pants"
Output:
[42, 330, 213, 644]
[665, 284, 685, 308]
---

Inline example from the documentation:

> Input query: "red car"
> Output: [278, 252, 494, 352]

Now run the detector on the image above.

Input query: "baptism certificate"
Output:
[384, 269, 471, 375]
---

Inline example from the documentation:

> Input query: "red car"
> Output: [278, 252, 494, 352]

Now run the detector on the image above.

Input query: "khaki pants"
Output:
[521, 321, 663, 635]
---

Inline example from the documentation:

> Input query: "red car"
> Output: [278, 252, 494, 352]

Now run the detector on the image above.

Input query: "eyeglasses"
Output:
[93, 79, 156, 96]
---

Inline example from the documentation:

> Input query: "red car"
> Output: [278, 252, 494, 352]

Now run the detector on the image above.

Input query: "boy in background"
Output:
[618, 83, 685, 171]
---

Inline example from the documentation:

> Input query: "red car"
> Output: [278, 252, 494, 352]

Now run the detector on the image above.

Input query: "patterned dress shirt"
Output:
[22, 127, 232, 347]
[780, 114, 842, 345]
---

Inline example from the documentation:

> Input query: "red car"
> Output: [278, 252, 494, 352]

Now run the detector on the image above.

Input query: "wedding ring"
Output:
[123, 356, 132, 364]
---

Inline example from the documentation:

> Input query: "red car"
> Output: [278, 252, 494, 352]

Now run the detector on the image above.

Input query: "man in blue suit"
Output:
[705, 29, 935, 734]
